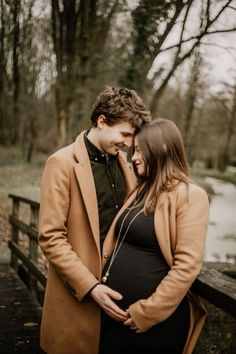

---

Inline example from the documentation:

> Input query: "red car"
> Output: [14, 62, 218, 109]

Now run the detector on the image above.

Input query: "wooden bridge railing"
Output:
[8, 194, 46, 305]
[8, 193, 236, 318]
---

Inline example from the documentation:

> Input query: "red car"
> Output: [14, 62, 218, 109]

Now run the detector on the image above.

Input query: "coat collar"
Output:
[73, 131, 100, 253]
[73, 130, 89, 164]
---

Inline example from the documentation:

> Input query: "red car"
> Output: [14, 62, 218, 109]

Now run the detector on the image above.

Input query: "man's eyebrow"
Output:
[122, 131, 134, 136]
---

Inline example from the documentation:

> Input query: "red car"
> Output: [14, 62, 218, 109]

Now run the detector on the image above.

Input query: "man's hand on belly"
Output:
[90, 284, 129, 322]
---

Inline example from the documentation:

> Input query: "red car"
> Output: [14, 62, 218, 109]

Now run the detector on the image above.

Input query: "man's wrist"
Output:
[86, 282, 100, 298]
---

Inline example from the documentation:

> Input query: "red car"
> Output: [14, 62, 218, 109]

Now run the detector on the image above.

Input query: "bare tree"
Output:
[11, 0, 20, 144]
[183, 46, 205, 166]
[116, 0, 236, 116]
[119, 0, 187, 100]
[0, 0, 6, 142]
[51, 0, 125, 147]
[217, 78, 236, 171]
[150, 0, 236, 116]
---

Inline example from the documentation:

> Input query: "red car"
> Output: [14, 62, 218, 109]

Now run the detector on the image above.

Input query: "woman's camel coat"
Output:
[102, 181, 209, 354]
[38, 132, 134, 354]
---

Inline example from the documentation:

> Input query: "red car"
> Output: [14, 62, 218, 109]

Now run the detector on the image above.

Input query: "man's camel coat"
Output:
[39, 131, 135, 354]
[39, 131, 209, 354]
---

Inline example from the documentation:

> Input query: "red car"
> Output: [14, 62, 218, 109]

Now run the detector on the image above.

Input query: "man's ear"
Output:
[97, 115, 106, 129]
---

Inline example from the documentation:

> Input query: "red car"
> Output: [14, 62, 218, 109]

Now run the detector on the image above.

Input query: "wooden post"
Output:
[10, 198, 20, 270]
[28, 205, 39, 294]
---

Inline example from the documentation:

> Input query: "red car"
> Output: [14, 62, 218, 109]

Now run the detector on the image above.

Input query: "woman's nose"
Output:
[131, 152, 136, 161]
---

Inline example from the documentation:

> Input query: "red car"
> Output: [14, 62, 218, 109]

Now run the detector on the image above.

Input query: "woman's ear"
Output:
[97, 115, 106, 129]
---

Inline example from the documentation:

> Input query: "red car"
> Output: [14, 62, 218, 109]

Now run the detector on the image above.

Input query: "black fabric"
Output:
[100, 301, 189, 354]
[84, 132, 126, 246]
[99, 207, 190, 354]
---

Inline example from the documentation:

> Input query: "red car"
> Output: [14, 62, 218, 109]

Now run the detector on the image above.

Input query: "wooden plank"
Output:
[0, 265, 45, 353]
[192, 265, 236, 317]
[9, 215, 38, 242]
[8, 194, 40, 208]
[8, 241, 47, 288]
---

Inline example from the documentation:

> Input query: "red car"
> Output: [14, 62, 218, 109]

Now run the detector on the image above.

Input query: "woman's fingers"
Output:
[124, 316, 140, 331]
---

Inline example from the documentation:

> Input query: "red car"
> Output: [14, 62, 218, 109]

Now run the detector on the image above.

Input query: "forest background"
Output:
[0, 0, 236, 171]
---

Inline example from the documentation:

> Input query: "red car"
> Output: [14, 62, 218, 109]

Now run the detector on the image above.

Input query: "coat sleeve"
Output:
[38, 154, 99, 301]
[128, 185, 209, 332]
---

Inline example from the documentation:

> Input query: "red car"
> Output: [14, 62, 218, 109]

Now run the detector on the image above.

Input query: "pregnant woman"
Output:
[99, 119, 209, 354]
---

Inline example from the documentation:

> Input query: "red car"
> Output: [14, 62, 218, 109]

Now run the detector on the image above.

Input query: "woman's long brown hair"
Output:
[133, 119, 190, 213]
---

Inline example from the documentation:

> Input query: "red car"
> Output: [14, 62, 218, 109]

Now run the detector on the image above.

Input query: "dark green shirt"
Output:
[84, 133, 126, 247]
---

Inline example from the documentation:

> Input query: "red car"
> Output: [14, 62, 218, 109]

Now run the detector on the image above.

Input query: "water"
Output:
[204, 177, 236, 263]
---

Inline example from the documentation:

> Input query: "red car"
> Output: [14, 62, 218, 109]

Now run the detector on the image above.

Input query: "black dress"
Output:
[99, 206, 190, 354]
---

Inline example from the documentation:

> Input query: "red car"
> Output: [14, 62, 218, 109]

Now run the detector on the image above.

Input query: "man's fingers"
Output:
[90, 284, 128, 321]
[107, 288, 123, 300]
[104, 299, 128, 321]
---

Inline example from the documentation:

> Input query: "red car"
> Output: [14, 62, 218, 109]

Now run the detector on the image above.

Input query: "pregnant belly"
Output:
[103, 242, 169, 310]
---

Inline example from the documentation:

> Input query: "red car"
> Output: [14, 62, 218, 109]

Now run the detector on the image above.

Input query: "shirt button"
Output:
[95, 157, 98, 161]
[101, 154, 104, 157]
[112, 184, 115, 188]
[115, 205, 119, 209]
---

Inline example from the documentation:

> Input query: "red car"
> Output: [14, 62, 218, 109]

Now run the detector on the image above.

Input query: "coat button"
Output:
[104, 253, 109, 259]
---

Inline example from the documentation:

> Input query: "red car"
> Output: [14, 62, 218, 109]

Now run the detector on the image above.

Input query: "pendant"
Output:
[102, 272, 109, 283]
[102, 276, 107, 283]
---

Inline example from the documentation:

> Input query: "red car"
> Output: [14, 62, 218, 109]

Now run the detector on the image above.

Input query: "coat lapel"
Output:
[102, 191, 137, 266]
[153, 193, 173, 267]
[73, 132, 100, 253]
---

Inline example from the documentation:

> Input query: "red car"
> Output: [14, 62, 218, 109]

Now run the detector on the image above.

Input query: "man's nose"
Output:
[124, 137, 133, 147]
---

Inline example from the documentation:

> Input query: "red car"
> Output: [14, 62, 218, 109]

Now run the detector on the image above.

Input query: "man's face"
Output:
[98, 119, 135, 155]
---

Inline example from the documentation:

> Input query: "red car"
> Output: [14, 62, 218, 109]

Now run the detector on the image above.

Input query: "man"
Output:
[38, 86, 150, 354]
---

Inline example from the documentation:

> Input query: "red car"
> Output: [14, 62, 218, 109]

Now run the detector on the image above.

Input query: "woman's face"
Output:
[132, 137, 146, 176]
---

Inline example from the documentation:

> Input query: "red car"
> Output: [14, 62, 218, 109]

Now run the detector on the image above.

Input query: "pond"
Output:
[204, 177, 236, 264]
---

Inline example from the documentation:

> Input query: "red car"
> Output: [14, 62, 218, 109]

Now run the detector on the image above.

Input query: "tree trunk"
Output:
[11, 0, 20, 144]
[183, 48, 202, 163]
[218, 82, 236, 171]
[0, 0, 5, 142]
[55, 84, 67, 147]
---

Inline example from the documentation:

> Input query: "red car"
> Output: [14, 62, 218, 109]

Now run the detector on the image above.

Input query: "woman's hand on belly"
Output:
[124, 312, 141, 333]
[90, 284, 129, 322]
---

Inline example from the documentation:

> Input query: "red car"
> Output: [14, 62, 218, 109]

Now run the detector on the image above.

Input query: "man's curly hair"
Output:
[90, 86, 151, 128]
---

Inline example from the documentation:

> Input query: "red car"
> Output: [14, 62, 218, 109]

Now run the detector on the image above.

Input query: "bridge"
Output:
[1, 194, 236, 353]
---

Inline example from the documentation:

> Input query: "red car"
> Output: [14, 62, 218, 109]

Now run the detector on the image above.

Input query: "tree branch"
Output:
[142, 0, 189, 77]
[161, 27, 236, 53]
[207, 0, 233, 26]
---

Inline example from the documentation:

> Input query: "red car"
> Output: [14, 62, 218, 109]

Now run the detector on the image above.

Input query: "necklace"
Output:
[102, 192, 144, 283]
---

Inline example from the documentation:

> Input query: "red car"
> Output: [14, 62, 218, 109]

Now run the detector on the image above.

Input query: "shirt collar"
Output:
[84, 130, 118, 164]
